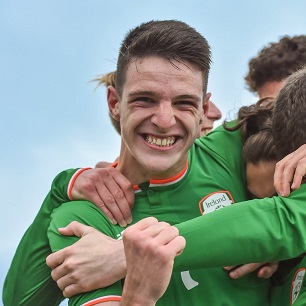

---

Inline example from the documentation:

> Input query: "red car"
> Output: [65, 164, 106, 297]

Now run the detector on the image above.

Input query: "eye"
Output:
[175, 100, 198, 109]
[135, 97, 154, 103]
[129, 96, 155, 108]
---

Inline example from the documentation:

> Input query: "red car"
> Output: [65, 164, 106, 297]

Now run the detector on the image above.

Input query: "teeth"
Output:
[145, 135, 175, 147]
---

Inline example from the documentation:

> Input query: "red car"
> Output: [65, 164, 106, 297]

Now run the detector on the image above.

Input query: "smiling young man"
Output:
[46, 20, 252, 306]
[45, 20, 260, 306]
[4, 20, 275, 306]
[7, 21, 306, 306]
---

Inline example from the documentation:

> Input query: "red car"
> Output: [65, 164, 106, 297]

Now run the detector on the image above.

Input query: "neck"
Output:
[116, 149, 188, 185]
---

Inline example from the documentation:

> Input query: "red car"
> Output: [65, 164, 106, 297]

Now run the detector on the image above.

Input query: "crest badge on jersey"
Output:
[291, 268, 306, 305]
[199, 190, 234, 215]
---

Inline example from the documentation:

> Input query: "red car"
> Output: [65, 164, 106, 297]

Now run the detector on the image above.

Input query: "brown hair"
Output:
[115, 20, 211, 96]
[224, 97, 277, 164]
[245, 35, 306, 93]
[272, 67, 306, 159]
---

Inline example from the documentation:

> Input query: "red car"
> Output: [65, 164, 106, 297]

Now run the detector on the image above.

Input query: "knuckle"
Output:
[114, 189, 124, 199]
[63, 259, 75, 271]
[275, 160, 283, 169]
[105, 194, 116, 204]
[70, 220, 79, 228]
[121, 180, 133, 190]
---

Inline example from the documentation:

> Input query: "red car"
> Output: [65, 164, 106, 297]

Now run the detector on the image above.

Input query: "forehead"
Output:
[257, 80, 286, 98]
[122, 56, 204, 97]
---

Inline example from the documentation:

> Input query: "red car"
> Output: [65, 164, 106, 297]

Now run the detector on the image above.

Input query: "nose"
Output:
[151, 102, 176, 131]
[207, 100, 222, 120]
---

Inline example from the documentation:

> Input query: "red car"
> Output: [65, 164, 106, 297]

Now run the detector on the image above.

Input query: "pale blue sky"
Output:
[1, 1, 306, 305]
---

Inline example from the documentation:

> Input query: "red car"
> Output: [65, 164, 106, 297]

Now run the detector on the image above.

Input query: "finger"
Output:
[126, 217, 158, 232]
[228, 263, 262, 279]
[63, 284, 82, 298]
[274, 160, 285, 196]
[153, 226, 180, 245]
[166, 236, 186, 257]
[141, 222, 172, 240]
[275, 145, 306, 196]
[94, 167, 133, 226]
[58, 221, 93, 238]
[257, 262, 279, 278]
[223, 266, 236, 271]
[291, 159, 306, 189]
[102, 168, 134, 225]
[86, 184, 119, 226]
[112, 169, 135, 210]
[100, 182, 130, 227]
[274, 159, 291, 197]
[56, 274, 80, 295]
[123, 217, 159, 244]
[46, 251, 65, 270]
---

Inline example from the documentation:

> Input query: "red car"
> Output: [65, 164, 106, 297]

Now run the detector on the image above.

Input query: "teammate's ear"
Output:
[108, 86, 120, 121]
[203, 92, 211, 117]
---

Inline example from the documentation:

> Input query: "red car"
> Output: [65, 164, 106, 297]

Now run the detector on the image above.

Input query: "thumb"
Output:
[58, 221, 92, 238]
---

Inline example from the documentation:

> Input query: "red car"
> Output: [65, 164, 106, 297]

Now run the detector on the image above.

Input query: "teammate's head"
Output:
[199, 99, 222, 137]
[224, 98, 277, 198]
[115, 20, 211, 97]
[245, 35, 306, 98]
[272, 67, 306, 160]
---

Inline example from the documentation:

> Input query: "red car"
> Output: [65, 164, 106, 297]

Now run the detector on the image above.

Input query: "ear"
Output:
[201, 92, 211, 121]
[108, 85, 120, 121]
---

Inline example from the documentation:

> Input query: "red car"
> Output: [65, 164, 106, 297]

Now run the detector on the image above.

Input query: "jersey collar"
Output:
[111, 160, 189, 192]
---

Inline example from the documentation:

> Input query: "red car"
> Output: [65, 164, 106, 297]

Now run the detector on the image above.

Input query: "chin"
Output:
[200, 128, 213, 137]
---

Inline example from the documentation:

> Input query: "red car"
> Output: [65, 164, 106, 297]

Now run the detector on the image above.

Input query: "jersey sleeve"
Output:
[48, 201, 123, 306]
[174, 185, 306, 271]
[2, 168, 79, 306]
[199, 121, 245, 178]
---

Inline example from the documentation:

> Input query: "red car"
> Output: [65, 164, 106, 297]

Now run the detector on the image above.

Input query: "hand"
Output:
[274, 144, 306, 197]
[120, 217, 186, 306]
[46, 221, 126, 298]
[224, 261, 279, 279]
[72, 168, 134, 227]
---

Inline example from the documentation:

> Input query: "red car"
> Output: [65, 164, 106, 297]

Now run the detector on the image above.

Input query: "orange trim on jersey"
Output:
[68, 167, 92, 200]
[150, 160, 188, 185]
[198, 190, 235, 215]
[82, 295, 121, 305]
[112, 160, 188, 190]
[290, 268, 306, 305]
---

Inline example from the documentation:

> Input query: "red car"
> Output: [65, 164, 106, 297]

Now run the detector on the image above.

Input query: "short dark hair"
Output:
[272, 67, 306, 159]
[224, 97, 277, 164]
[115, 20, 211, 96]
[245, 35, 306, 93]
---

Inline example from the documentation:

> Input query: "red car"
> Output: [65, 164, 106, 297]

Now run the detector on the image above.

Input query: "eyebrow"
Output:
[128, 91, 201, 102]
[128, 90, 154, 98]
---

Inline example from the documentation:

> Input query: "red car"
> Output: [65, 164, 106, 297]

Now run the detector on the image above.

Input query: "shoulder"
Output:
[50, 200, 112, 231]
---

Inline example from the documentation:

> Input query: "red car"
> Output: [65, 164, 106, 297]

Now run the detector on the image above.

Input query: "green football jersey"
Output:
[2, 169, 77, 306]
[47, 125, 271, 306]
[174, 184, 306, 271]
[4, 124, 306, 305]
[270, 257, 306, 306]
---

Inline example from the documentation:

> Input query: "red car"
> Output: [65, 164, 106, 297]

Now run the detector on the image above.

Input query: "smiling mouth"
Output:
[144, 135, 176, 147]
